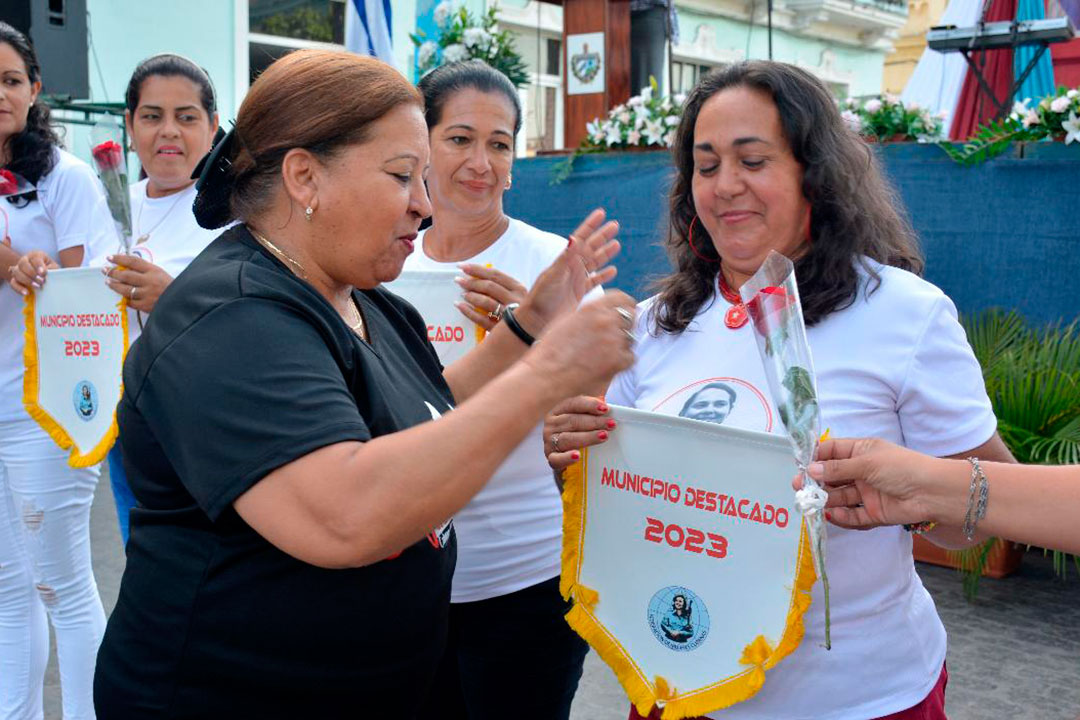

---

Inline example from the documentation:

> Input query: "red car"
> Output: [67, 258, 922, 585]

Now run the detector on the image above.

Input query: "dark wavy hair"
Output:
[650, 61, 923, 335]
[417, 59, 522, 136]
[0, 21, 60, 205]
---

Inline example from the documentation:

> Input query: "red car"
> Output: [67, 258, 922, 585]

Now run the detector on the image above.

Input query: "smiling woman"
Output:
[91, 49, 635, 719]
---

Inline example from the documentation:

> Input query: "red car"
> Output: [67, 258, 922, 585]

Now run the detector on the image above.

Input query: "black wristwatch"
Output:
[501, 303, 536, 346]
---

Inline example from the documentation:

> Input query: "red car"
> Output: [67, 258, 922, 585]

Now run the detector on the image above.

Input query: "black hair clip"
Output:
[191, 125, 238, 229]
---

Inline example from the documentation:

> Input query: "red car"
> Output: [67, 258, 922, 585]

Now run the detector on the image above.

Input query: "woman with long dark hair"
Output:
[546, 61, 1015, 720]
[0, 21, 115, 720]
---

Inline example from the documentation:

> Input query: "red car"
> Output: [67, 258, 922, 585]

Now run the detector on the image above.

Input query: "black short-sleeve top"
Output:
[94, 225, 457, 718]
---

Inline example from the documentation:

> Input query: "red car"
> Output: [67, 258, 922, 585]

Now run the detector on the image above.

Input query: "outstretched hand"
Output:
[796, 437, 939, 530]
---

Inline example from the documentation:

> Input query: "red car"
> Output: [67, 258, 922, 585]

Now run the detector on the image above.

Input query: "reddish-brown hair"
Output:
[229, 49, 422, 220]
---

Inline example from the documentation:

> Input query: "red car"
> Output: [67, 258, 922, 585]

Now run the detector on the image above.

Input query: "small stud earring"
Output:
[504, 173, 512, 191]
[305, 206, 314, 222]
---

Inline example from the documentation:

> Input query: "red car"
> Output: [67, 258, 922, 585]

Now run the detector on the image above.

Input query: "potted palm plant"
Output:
[913, 309, 1080, 598]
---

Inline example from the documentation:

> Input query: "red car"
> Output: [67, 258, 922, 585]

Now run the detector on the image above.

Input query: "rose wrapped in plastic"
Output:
[741, 251, 832, 649]
[90, 121, 132, 253]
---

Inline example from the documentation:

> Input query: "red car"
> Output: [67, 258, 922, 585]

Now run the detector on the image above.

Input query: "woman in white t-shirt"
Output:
[545, 61, 1016, 720]
[0, 22, 116, 719]
[409, 61, 615, 719]
[96, 54, 220, 544]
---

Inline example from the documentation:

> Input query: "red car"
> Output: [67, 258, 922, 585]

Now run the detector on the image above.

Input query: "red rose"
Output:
[92, 140, 124, 171]
[0, 169, 16, 195]
[746, 285, 794, 336]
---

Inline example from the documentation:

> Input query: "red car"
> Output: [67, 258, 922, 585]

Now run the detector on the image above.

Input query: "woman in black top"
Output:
[93, 50, 635, 718]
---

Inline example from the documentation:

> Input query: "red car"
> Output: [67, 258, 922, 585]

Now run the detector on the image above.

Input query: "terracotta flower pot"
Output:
[912, 535, 1024, 579]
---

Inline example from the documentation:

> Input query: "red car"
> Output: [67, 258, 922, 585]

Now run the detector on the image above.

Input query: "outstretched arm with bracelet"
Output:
[802, 437, 1080, 555]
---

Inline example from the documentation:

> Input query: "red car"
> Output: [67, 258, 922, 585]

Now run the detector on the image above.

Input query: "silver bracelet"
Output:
[961, 457, 989, 541]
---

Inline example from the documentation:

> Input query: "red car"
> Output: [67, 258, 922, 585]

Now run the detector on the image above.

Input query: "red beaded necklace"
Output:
[716, 269, 749, 329]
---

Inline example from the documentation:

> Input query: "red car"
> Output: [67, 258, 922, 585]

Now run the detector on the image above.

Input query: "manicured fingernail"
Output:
[597, 403, 608, 412]
[107, 255, 115, 262]
[597, 430, 608, 440]
[825, 512, 832, 521]
[31, 281, 41, 288]
[453, 301, 469, 312]
[571, 451, 580, 460]
[809, 462, 824, 477]
[606, 419, 616, 429]
[454, 276, 466, 286]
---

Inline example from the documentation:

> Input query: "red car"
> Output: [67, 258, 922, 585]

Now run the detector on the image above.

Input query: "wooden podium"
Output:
[553, 0, 631, 148]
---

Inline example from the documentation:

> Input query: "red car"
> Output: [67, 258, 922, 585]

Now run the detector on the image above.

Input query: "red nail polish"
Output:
[597, 430, 608, 440]
[571, 451, 580, 460]
[598, 403, 608, 412]
[606, 419, 616, 429]
[825, 512, 832, 521]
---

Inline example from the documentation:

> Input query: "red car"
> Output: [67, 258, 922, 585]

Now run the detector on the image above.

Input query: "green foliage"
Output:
[939, 85, 1080, 165]
[841, 95, 946, 142]
[953, 310, 1080, 598]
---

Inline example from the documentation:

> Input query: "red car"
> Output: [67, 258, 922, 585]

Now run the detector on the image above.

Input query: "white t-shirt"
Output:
[607, 260, 997, 720]
[114, 179, 221, 344]
[404, 217, 571, 603]
[0, 148, 116, 422]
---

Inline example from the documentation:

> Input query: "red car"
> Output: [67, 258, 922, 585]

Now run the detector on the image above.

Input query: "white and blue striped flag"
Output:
[345, 0, 395, 67]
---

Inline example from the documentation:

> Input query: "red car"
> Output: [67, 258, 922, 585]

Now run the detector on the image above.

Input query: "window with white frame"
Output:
[671, 59, 720, 94]
[247, 0, 346, 84]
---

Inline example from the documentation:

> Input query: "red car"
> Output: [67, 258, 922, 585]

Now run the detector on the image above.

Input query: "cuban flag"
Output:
[345, 0, 395, 67]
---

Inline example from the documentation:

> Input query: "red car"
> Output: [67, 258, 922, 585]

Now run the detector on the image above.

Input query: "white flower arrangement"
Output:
[840, 94, 946, 143]
[411, 2, 529, 87]
[582, 78, 684, 150]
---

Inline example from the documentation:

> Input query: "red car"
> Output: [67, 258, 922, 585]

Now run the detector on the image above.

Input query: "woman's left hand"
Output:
[103, 253, 173, 313]
[515, 208, 620, 335]
[454, 265, 527, 331]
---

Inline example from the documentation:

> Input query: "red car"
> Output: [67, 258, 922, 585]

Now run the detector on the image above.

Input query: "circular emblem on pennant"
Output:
[647, 585, 710, 652]
[73, 380, 98, 422]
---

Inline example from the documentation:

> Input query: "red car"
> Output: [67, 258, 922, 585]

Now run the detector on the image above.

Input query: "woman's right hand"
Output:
[543, 395, 617, 470]
[524, 290, 635, 409]
[8, 250, 59, 296]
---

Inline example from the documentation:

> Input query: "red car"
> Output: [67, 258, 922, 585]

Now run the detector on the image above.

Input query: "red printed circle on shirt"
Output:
[651, 377, 773, 433]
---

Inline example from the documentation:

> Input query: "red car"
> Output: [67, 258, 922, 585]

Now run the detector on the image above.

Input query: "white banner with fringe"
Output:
[560, 406, 816, 719]
[23, 267, 128, 467]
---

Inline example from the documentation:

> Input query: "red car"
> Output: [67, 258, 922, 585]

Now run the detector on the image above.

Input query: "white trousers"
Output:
[0, 420, 105, 720]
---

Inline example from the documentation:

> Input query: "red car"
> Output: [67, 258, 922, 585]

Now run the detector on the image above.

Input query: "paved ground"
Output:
[45, 475, 1080, 719]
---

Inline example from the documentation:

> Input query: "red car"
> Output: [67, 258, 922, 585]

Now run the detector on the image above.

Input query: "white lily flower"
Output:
[664, 115, 680, 126]
[1012, 98, 1031, 116]
[417, 41, 438, 69]
[1022, 109, 1041, 128]
[1050, 96, 1071, 114]
[864, 98, 882, 113]
[627, 129, 642, 145]
[627, 95, 645, 107]
[841, 110, 862, 132]
[604, 122, 623, 146]
[618, 111, 631, 125]
[433, 1, 455, 28]
[463, 28, 491, 50]
[663, 130, 676, 147]
[586, 118, 604, 142]
[640, 85, 653, 101]
[442, 43, 469, 63]
[1064, 111, 1080, 145]
[643, 118, 665, 145]
[1068, 89, 1078, 99]
[673, 93, 687, 105]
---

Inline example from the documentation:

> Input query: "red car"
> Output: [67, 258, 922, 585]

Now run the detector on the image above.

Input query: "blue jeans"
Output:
[419, 575, 588, 719]
[107, 444, 135, 546]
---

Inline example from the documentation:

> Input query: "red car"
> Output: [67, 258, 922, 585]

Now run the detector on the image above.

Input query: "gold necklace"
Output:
[248, 226, 367, 340]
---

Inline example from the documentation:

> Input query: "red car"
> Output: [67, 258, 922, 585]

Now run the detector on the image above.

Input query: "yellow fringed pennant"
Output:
[22, 267, 129, 467]
[560, 406, 818, 720]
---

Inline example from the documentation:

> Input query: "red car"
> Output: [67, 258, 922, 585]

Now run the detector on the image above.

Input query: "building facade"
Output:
[54, 0, 907, 161]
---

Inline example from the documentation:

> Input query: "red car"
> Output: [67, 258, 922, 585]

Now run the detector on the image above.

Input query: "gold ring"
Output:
[551, 433, 561, 452]
[130, 286, 137, 300]
[488, 303, 503, 322]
